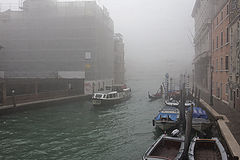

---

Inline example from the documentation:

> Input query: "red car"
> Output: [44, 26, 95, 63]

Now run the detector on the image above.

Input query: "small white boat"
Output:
[185, 100, 195, 107]
[92, 87, 131, 106]
[165, 98, 179, 107]
[142, 134, 185, 160]
[188, 137, 228, 160]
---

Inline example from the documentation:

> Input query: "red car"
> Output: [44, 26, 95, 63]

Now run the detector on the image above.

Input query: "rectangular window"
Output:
[221, 11, 223, 20]
[226, 84, 228, 94]
[221, 57, 223, 70]
[226, 27, 229, 43]
[225, 56, 229, 70]
[216, 59, 218, 71]
[85, 52, 91, 59]
[216, 36, 219, 48]
[237, 88, 239, 98]
[216, 82, 218, 95]
[220, 83, 222, 99]
[213, 40, 214, 51]
[230, 89, 233, 100]
[221, 32, 223, 46]
[217, 17, 219, 25]
[216, 82, 220, 98]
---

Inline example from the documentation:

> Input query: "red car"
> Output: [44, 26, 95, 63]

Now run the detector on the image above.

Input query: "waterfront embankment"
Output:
[0, 94, 91, 115]
[200, 98, 240, 159]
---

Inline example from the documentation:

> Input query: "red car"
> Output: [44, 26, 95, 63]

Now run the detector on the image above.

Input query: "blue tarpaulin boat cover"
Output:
[155, 112, 178, 121]
[190, 107, 208, 119]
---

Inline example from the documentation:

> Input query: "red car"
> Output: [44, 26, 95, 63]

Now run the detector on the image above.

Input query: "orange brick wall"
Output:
[212, 1, 230, 102]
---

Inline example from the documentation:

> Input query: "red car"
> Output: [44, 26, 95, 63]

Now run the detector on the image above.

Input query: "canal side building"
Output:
[212, 1, 230, 104]
[114, 33, 125, 84]
[229, 0, 240, 111]
[0, 0, 120, 105]
[192, 0, 229, 103]
[191, 1, 240, 155]
[192, 0, 216, 103]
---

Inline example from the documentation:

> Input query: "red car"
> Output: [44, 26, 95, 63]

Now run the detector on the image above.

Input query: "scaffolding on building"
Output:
[0, 0, 108, 18]
[0, 0, 23, 12]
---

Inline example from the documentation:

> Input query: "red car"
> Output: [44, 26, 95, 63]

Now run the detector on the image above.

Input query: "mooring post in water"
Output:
[179, 83, 186, 131]
[182, 84, 186, 128]
[194, 87, 197, 105]
[179, 90, 183, 132]
[198, 89, 201, 107]
[183, 103, 193, 157]
[160, 85, 163, 96]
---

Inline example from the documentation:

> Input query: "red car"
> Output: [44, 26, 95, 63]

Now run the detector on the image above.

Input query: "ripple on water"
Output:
[0, 77, 165, 160]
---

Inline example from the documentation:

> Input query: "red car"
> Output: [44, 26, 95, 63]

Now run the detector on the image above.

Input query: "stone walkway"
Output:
[200, 98, 240, 158]
[211, 99, 240, 145]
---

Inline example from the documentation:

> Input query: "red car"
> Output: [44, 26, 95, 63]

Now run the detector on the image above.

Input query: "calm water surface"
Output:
[0, 75, 165, 160]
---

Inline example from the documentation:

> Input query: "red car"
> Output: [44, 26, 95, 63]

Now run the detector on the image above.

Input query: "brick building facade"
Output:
[212, 1, 230, 103]
[229, 0, 240, 111]
[192, 0, 240, 112]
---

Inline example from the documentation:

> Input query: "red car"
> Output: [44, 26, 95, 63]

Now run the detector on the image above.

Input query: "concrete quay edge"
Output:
[200, 99, 240, 159]
[218, 120, 240, 158]
[200, 99, 226, 120]
[0, 94, 91, 112]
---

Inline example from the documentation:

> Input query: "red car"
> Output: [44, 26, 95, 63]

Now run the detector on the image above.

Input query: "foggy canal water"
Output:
[0, 74, 165, 160]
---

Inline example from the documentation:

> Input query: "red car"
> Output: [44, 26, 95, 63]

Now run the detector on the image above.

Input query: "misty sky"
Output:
[100, 0, 195, 76]
[0, 0, 195, 77]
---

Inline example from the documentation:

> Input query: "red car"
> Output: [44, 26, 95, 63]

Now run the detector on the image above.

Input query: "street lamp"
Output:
[11, 89, 16, 107]
[210, 65, 214, 106]
[192, 69, 194, 95]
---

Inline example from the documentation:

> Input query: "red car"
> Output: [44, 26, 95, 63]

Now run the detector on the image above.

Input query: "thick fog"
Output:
[101, 0, 195, 78]
[0, 0, 195, 78]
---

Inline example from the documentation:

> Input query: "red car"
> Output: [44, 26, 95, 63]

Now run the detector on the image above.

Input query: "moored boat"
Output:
[185, 100, 195, 107]
[188, 137, 228, 160]
[142, 134, 185, 160]
[190, 107, 211, 132]
[148, 86, 163, 101]
[148, 92, 162, 101]
[153, 107, 180, 131]
[165, 98, 179, 107]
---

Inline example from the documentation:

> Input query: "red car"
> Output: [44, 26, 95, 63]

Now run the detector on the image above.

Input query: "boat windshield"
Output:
[107, 93, 117, 98]
[171, 100, 178, 103]
[185, 100, 192, 103]
[95, 93, 103, 98]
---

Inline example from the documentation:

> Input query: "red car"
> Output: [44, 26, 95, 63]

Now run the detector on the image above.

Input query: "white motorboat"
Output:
[92, 86, 131, 106]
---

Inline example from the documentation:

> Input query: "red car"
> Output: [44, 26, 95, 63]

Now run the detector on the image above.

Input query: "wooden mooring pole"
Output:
[183, 104, 193, 158]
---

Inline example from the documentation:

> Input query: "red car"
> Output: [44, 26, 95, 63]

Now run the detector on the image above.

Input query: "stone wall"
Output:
[0, 78, 84, 106]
